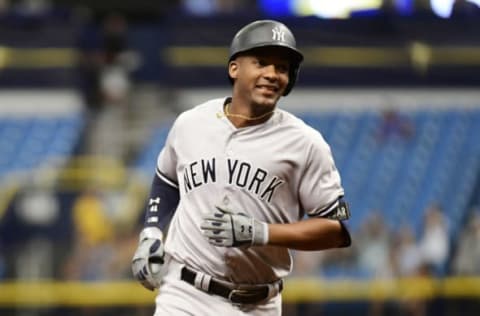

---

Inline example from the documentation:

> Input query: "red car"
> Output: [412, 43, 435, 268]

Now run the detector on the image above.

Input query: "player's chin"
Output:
[253, 97, 277, 109]
[253, 90, 281, 106]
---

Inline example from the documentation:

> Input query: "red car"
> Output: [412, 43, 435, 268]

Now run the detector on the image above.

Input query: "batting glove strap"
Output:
[254, 220, 269, 246]
[139, 226, 164, 241]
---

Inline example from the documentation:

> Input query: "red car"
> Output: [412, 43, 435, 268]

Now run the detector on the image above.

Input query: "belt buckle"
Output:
[228, 289, 254, 304]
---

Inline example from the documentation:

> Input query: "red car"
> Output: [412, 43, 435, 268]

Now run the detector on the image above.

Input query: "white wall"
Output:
[174, 88, 480, 113]
[0, 89, 83, 117]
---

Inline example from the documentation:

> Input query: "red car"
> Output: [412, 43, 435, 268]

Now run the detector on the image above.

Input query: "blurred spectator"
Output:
[13, 187, 60, 280]
[390, 225, 430, 316]
[77, 11, 134, 112]
[72, 187, 113, 246]
[377, 109, 415, 143]
[78, 12, 139, 161]
[356, 211, 394, 278]
[452, 208, 480, 275]
[17, 187, 59, 229]
[62, 187, 138, 281]
[418, 203, 450, 276]
[99, 12, 132, 105]
[62, 187, 114, 280]
[391, 225, 422, 277]
[352, 212, 396, 316]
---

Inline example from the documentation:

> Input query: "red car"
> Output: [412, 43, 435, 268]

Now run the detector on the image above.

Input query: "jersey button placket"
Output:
[226, 132, 235, 157]
[223, 133, 235, 206]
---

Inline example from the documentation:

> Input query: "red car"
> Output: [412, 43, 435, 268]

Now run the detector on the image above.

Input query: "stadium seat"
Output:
[0, 115, 84, 179]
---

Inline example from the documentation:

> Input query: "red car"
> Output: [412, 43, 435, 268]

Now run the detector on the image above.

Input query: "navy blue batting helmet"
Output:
[228, 20, 304, 96]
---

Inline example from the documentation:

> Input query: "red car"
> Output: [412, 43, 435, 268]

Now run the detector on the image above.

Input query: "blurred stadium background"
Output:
[0, 0, 480, 315]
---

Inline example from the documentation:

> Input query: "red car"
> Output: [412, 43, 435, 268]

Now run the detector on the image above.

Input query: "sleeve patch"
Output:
[324, 200, 350, 220]
[309, 198, 351, 220]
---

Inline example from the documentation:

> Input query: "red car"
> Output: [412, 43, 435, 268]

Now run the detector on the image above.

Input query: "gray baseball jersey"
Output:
[156, 97, 344, 284]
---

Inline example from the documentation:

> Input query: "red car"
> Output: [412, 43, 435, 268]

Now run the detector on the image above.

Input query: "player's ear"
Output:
[228, 60, 239, 80]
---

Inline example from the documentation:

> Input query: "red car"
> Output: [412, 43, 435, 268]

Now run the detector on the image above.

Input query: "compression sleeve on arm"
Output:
[144, 168, 180, 231]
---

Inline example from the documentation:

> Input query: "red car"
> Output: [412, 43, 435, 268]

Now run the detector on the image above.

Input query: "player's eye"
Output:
[254, 58, 267, 67]
[256, 58, 288, 73]
[276, 64, 289, 74]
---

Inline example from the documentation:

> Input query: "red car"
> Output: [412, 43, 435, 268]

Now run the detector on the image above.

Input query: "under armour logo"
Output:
[272, 26, 285, 42]
[149, 197, 161, 205]
[149, 197, 161, 212]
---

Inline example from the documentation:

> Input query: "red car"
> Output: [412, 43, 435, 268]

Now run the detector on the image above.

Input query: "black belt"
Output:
[180, 266, 283, 305]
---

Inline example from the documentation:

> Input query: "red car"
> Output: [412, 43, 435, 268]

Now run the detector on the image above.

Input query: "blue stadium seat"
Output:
[0, 115, 84, 178]
[134, 123, 172, 176]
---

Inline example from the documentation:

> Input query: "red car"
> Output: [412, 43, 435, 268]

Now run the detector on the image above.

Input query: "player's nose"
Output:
[262, 64, 280, 81]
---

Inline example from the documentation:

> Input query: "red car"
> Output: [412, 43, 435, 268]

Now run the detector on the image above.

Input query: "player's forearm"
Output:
[267, 218, 348, 251]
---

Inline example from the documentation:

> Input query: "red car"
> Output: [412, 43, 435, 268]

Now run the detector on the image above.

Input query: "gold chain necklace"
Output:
[224, 103, 274, 121]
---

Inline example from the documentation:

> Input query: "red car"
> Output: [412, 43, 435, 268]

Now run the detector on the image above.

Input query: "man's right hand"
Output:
[131, 227, 165, 291]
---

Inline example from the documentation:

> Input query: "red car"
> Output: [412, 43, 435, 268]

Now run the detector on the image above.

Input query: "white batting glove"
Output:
[131, 227, 165, 291]
[200, 206, 269, 247]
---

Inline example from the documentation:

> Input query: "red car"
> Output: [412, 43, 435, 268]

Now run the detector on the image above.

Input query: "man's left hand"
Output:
[200, 206, 269, 247]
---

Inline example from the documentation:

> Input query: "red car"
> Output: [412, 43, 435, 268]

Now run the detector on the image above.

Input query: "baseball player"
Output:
[132, 20, 352, 315]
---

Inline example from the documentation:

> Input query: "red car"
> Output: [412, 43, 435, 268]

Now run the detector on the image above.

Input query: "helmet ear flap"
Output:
[283, 64, 299, 96]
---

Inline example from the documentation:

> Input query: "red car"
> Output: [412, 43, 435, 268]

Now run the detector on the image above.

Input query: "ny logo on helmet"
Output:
[272, 26, 285, 42]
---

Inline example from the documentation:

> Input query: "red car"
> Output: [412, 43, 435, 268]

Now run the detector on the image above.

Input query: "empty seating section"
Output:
[134, 124, 171, 176]
[298, 109, 480, 239]
[0, 116, 83, 178]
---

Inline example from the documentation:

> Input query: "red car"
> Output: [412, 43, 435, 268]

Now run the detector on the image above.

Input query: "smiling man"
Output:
[132, 20, 352, 316]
